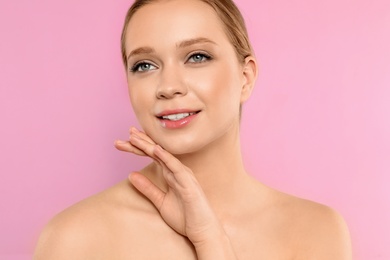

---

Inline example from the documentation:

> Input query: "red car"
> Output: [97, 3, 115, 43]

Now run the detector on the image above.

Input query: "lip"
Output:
[156, 109, 201, 129]
[156, 108, 199, 117]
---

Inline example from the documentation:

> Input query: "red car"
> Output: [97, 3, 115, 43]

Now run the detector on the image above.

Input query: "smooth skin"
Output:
[34, 0, 352, 259]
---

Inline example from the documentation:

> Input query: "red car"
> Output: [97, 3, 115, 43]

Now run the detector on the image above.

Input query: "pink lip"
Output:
[156, 109, 200, 129]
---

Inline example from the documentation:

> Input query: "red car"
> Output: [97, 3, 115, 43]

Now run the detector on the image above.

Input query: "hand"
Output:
[114, 128, 222, 246]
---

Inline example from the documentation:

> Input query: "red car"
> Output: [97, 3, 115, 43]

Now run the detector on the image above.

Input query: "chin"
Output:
[159, 140, 203, 156]
[151, 132, 207, 156]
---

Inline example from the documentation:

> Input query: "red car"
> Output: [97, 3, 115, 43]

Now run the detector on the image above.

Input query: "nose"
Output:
[156, 65, 188, 99]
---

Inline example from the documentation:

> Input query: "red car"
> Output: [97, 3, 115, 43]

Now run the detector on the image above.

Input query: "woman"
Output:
[34, 0, 352, 259]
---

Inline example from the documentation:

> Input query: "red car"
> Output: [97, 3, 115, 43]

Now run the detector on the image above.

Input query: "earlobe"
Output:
[240, 56, 258, 103]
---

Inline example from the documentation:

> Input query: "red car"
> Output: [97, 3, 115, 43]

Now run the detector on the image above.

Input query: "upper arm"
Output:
[33, 197, 113, 260]
[302, 207, 352, 260]
[33, 216, 95, 260]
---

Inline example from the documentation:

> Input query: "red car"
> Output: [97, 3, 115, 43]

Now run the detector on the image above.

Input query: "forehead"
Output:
[125, 0, 231, 52]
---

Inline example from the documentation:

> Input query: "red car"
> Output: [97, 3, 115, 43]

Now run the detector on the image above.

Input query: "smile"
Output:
[161, 112, 196, 121]
[156, 110, 200, 129]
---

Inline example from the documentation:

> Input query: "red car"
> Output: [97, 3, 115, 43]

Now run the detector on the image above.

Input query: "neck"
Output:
[142, 123, 254, 215]
[174, 123, 250, 208]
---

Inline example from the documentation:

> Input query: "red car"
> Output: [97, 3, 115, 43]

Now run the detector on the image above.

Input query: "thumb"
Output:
[129, 172, 165, 210]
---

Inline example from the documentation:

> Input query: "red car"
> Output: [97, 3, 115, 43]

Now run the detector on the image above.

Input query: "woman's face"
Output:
[124, 0, 255, 154]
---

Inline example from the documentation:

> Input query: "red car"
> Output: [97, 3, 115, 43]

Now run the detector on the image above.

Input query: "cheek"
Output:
[192, 64, 242, 107]
[187, 63, 239, 94]
[128, 81, 153, 118]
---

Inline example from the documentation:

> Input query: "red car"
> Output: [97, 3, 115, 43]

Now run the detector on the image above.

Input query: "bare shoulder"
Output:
[268, 188, 352, 259]
[33, 179, 157, 260]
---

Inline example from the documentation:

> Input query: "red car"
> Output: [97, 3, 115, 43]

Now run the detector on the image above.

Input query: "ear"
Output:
[240, 56, 258, 103]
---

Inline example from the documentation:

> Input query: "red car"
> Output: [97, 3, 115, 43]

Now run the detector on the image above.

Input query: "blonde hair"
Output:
[120, 0, 253, 68]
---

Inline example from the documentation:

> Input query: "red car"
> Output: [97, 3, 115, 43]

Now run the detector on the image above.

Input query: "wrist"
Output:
[193, 228, 237, 260]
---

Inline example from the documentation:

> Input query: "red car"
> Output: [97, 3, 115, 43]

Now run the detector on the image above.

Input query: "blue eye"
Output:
[188, 53, 211, 63]
[130, 62, 157, 73]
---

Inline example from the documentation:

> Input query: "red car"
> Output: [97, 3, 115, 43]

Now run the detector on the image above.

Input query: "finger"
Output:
[129, 135, 164, 166]
[154, 145, 195, 184]
[154, 145, 186, 173]
[114, 140, 147, 156]
[162, 168, 178, 188]
[129, 135, 155, 154]
[115, 140, 162, 166]
[131, 127, 156, 145]
[129, 172, 165, 210]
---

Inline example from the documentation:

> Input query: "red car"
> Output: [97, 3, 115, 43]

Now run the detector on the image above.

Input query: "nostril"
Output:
[156, 87, 186, 99]
[173, 91, 183, 96]
[156, 92, 170, 99]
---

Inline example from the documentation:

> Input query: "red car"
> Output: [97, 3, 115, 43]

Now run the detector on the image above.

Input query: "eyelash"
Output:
[129, 52, 213, 73]
[187, 52, 212, 63]
[130, 62, 156, 73]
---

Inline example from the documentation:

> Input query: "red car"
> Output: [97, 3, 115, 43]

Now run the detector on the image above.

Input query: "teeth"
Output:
[162, 112, 195, 121]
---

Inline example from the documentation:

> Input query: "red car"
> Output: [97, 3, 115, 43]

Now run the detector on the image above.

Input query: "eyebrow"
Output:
[127, 47, 155, 61]
[127, 37, 217, 61]
[177, 37, 217, 48]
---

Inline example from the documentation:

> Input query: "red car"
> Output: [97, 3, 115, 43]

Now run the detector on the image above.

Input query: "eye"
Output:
[187, 53, 212, 63]
[130, 62, 157, 73]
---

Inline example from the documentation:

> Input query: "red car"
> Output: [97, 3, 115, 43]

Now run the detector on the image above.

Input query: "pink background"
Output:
[1, 0, 389, 259]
